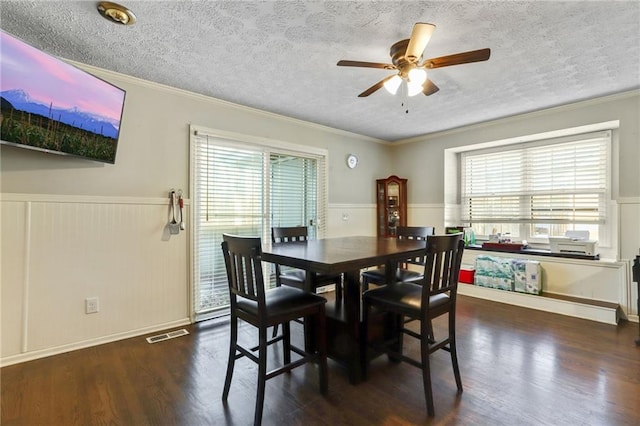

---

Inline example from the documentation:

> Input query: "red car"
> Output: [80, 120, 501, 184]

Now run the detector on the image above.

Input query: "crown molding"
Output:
[394, 89, 640, 146]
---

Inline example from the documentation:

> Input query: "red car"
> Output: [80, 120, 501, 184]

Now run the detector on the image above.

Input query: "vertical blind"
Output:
[191, 131, 327, 317]
[461, 131, 610, 225]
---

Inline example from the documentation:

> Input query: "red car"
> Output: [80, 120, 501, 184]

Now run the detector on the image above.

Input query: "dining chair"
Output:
[362, 233, 465, 417]
[221, 234, 328, 426]
[361, 226, 435, 290]
[270, 226, 343, 338]
[272, 226, 343, 298]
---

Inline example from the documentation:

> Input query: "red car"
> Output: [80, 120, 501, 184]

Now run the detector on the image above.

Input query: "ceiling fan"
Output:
[337, 23, 491, 98]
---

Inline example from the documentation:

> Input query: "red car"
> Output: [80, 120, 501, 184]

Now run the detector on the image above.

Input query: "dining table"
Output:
[262, 235, 426, 384]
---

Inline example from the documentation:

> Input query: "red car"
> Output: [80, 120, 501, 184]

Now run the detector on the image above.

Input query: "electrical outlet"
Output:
[85, 297, 99, 314]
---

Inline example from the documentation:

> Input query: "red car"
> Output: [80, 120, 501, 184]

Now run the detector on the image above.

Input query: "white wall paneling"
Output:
[408, 204, 445, 234]
[460, 250, 629, 324]
[327, 204, 376, 237]
[1, 194, 190, 367]
[458, 284, 620, 325]
[618, 199, 640, 322]
[327, 204, 445, 238]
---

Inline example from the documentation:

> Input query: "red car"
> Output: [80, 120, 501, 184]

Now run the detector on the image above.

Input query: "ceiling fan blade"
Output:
[358, 75, 395, 97]
[422, 48, 491, 69]
[405, 22, 436, 63]
[337, 60, 395, 70]
[422, 79, 440, 96]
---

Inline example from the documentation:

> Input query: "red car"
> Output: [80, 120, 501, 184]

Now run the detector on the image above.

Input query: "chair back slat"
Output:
[397, 226, 435, 266]
[221, 234, 266, 304]
[422, 234, 465, 300]
[271, 226, 309, 243]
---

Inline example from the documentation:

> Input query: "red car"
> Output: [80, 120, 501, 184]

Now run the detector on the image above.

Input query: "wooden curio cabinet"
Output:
[376, 175, 407, 237]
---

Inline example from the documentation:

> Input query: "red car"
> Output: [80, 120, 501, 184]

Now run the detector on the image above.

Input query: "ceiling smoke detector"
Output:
[97, 2, 136, 25]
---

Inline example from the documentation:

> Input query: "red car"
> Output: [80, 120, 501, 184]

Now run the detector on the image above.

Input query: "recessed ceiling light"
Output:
[97, 2, 136, 26]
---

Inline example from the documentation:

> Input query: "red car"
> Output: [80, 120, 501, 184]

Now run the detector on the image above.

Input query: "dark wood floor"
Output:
[2, 295, 639, 425]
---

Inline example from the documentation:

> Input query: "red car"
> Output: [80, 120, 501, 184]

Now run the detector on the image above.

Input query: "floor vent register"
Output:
[146, 328, 189, 344]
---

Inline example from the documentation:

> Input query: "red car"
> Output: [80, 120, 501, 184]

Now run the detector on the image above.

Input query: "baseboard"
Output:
[0, 318, 191, 367]
[458, 284, 619, 325]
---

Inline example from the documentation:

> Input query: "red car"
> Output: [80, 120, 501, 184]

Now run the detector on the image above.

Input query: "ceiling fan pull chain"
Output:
[402, 81, 410, 114]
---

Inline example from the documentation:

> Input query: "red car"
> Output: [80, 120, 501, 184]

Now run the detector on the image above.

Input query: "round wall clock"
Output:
[347, 154, 359, 169]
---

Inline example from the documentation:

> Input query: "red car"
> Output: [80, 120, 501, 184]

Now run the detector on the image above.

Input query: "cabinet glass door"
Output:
[387, 182, 399, 236]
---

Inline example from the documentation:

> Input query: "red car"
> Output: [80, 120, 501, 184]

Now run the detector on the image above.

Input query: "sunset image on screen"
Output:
[1, 30, 126, 163]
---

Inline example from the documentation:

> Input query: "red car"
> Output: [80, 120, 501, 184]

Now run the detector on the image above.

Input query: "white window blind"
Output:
[192, 139, 264, 314]
[270, 153, 318, 236]
[191, 130, 327, 317]
[461, 131, 609, 228]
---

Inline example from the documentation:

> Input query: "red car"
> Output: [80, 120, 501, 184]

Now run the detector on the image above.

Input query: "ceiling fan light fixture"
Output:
[408, 68, 427, 85]
[407, 79, 425, 97]
[383, 75, 403, 94]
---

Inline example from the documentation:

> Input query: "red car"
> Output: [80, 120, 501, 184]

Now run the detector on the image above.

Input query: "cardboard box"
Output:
[473, 255, 541, 294]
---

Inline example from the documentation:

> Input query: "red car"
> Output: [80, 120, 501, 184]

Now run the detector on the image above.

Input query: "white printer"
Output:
[549, 230, 598, 256]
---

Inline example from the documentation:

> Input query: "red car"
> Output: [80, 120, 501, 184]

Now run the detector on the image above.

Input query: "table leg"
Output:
[303, 271, 318, 352]
[343, 269, 363, 384]
[383, 259, 404, 357]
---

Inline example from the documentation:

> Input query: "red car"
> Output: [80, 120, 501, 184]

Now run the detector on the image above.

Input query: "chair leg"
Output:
[449, 314, 463, 392]
[427, 319, 435, 344]
[316, 309, 328, 395]
[421, 321, 435, 417]
[362, 276, 369, 292]
[272, 324, 279, 338]
[254, 326, 268, 426]
[335, 280, 343, 300]
[387, 313, 404, 363]
[222, 315, 238, 401]
[283, 321, 291, 365]
[361, 302, 370, 380]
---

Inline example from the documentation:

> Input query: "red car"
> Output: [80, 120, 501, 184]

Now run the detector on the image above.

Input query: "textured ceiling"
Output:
[1, 1, 639, 142]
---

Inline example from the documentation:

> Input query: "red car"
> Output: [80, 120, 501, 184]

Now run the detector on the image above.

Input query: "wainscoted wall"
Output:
[406, 204, 446, 235]
[326, 203, 376, 237]
[460, 251, 628, 325]
[619, 199, 640, 321]
[2, 199, 636, 366]
[326, 203, 446, 237]
[1, 194, 189, 366]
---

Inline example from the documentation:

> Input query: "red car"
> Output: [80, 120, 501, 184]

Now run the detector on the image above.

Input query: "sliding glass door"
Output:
[190, 129, 327, 319]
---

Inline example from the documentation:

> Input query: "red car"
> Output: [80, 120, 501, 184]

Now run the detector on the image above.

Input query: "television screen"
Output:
[0, 30, 126, 164]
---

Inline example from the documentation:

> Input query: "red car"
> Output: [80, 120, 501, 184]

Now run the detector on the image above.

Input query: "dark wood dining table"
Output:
[262, 235, 426, 384]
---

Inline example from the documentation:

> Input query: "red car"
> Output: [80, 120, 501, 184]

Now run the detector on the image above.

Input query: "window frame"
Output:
[444, 121, 619, 252]
[189, 125, 329, 321]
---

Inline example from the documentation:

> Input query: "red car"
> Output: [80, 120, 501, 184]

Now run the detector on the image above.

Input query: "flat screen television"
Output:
[0, 30, 126, 164]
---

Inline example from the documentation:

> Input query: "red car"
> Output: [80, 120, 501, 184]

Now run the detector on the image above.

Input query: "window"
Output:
[460, 130, 610, 243]
[270, 153, 320, 238]
[190, 127, 327, 320]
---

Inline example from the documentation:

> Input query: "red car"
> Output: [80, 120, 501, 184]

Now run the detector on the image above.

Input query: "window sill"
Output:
[466, 244, 600, 261]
